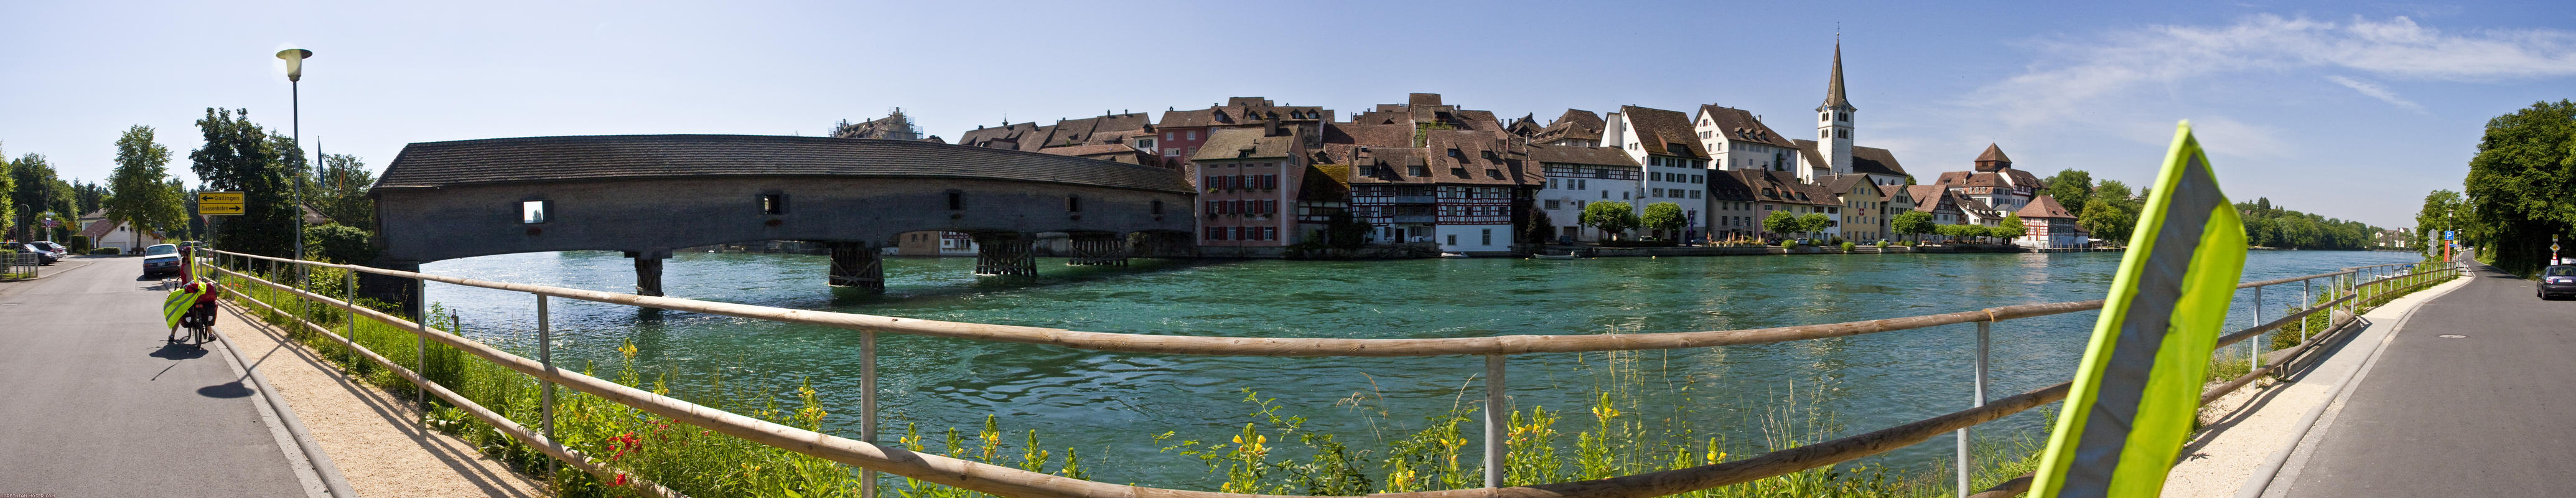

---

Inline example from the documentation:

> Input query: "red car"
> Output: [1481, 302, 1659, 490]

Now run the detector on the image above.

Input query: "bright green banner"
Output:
[2032, 121, 2246, 498]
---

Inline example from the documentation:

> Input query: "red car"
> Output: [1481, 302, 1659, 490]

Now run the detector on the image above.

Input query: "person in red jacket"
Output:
[175, 247, 218, 334]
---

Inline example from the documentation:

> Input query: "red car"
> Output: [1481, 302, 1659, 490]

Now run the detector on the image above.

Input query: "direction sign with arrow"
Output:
[197, 191, 245, 216]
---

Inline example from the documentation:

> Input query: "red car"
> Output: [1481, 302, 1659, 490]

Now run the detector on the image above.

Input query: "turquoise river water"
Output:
[419, 249, 2420, 488]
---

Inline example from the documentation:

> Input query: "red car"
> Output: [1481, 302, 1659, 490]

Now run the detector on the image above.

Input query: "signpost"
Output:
[198, 192, 245, 216]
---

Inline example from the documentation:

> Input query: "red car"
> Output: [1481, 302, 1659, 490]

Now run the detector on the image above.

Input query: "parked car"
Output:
[30, 241, 69, 260]
[2540, 266, 2576, 301]
[17, 243, 58, 265]
[141, 244, 184, 278]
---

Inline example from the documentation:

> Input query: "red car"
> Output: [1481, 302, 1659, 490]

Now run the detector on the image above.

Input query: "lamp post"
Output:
[278, 49, 312, 265]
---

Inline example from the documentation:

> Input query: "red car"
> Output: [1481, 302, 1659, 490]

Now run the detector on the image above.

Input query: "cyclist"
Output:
[166, 246, 220, 344]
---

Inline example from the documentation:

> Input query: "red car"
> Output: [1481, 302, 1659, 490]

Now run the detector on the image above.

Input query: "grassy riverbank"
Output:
[217, 263, 2044, 497]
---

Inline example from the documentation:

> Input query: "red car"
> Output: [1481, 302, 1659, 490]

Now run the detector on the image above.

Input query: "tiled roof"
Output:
[1331, 129, 1536, 187]
[1976, 143, 2012, 164]
[1620, 105, 1710, 159]
[1820, 174, 1877, 199]
[956, 122, 1047, 151]
[1526, 143, 1638, 167]
[1323, 123, 1419, 148]
[1790, 139, 1831, 170]
[1698, 105, 1796, 149]
[1299, 164, 1352, 202]
[1708, 169, 1756, 201]
[1160, 98, 1327, 128]
[2017, 194, 2076, 218]
[78, 219, 117, 240]
[1878, 184, 1910, 203]
[1732, 169, 1838, 207]
[1190, 128, 1298, 161]
[1534, 109, 1605, 143]
[1851, 146, 1908, 178]
[1905, 186, 1959, 214]
[375, 134, 1196, 194]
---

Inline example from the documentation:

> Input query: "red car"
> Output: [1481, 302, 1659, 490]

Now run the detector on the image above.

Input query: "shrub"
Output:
[91, 247, 121, 255]
[68, 235, 90, 253]
[1828, 237, 1846, 246]
[1875, 240, 1890, 248]
[1841, 242, 1856, 251]
[306, 223, 379, 264]
[1780, 240, 1798, 248]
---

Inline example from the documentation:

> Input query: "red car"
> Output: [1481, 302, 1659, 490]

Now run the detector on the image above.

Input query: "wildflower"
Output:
[611, 473, 629, 486]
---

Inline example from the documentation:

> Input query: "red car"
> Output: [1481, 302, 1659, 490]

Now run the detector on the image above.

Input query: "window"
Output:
[520, 200, 549, 223]
[1653, 188, 1664, 197]
[1544, 199, 1561, 210]
[1482, 229, 1492, 245]
[1067, 195, 1081, 212]
[758, 194, 786, 215]
[1152, 200, 1163, 214]
[1186, 130, 1198, 140]
[1208, 227, 1226, 240]
[1165, 132, 1177, 141]
[1447, 234, 1458, 246]
[1691, 190, 1702, 199]
[948, 191, 963, 210]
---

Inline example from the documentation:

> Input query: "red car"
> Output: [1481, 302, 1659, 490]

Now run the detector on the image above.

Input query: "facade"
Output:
[1821, 174, 1886, 242]
[1156, 97, 1328, 171]
[2014, 194, 2086, 248]
[1931, 144, 2043, 212]
[1904, 186, 1967, 227]
[1731, 169, 1843, 240]
[1878, 185, 1918, 242]
[1696, 105, 1803, 176]
[77, 217, 170, 252]
[1529, 143, 1643, 242]
[1601, 105, 1714, 241]
[1189, 125, 1315, 248]
[1322, 93, 1539, 253]
[1707, 171, 1760, 242]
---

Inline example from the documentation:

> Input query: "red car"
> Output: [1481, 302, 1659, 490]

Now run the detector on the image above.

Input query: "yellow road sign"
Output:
[198, 192, 243, 204]
[198, 203, 245, 215]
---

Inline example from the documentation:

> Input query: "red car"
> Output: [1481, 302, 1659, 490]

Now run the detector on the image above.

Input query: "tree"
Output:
[2415, 190, 2465, 256]
[1798, 212, 1832, 235]
[1581, 202, 1640, 241]
[1521, 206, 1554, 244]
[1994, 214, 2027, 240]
[108, 125, 190, 249]
[1325, 210, 1369, 249]
[2044, 169, 2093, 218]
[2079, 196, 2137, 244]
[304, 223, 376, 263]
[0, 143, 13, 235]
[72, 181, 107, 215]
[1761, 210, 1800, 238]
[11, 153, 64, 242]
[1641, 202, 1686, 236]
[1892, 210, 1934, 242]
[190, 108, 302, 257]
[315, 153, 375, 229]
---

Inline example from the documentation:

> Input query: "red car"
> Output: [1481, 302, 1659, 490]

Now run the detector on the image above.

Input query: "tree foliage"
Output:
[10, 153, 70, 242]
[108, 125, 190, 248]
[1891, 210, 1935, 239]
[2234, 197, 2384, 250]
[2462, 100, 2576, 275]
[190, 108, 304, 257]
[1760, 210, 1798, 236]
[0, 143, 13, 233]
[305, 223, 377, 264]
[2044, 169, 2093, 218]
[1521, 205, 1554, 245]
[1994, 213, 2027, 239]
[2414, 190, 2465, 258]
[1640, 202, 1685, 235]
[315, 153, 375, 229]
[1798, 212, 1832, 234]
[1580, 202, 1638, 240]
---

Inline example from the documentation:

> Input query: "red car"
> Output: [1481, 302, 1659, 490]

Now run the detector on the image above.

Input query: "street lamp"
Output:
[277, 48, 312, 265]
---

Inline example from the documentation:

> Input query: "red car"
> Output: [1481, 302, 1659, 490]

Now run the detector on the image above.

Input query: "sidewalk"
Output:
[213, 299, 548, 497]
[2158, 271, 2472, 497]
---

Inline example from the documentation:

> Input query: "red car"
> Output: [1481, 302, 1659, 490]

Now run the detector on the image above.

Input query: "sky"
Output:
[5, 1, 2572, 228]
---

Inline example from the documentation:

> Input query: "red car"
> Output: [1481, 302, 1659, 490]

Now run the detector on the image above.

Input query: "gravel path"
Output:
[216, 301, 549, 497]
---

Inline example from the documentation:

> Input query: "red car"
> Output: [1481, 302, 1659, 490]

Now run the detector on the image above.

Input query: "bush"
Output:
[1841, 242, 1856, 251]
[1828, 237, 1846, 246]
[1876, 240, 1890, 248]
[306, 223, 379, 264]
[91, 247, 121, 255]
[1780, 240, 1798, 248]
[68, 235, 90, 253]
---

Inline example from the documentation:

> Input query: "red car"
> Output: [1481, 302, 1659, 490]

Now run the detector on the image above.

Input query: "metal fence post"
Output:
[1959, 319, 1989, 497]
[1485, 354, 1509, 488]
[2251, 285, 2263, 369]
[862, 330, 879, 498]
[2300, 278, 2312, 342]
[538, 294, 558, 477]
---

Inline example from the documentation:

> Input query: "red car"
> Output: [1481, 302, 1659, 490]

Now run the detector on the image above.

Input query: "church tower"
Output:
[1814, 40, 1855, 182]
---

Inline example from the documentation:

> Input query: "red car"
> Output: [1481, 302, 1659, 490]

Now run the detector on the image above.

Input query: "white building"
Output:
[1789, 42, 1913, 187]
[1695, 105, 1802, 175]
[1931, 144, 2042, 213]
[78, 218, 170, 253]
[1530, 143, 1643, 242]
[1601, 105, 1714, 241]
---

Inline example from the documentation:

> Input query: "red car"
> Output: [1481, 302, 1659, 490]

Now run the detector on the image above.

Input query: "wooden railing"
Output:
[201, 250, 2460, 498]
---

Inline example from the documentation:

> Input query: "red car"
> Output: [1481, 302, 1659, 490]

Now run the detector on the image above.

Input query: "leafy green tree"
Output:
[1760, 210, 1799, 237]
[304, 223, 376, 263]
[2463, 101, 2576, 275]
[11, 153, 65, 242]
[1994, 214, 2027, 240]
[0, 143, 14, 235]
[2415, 190, 2465, 256]
[1580, 202, 1638, 241]
[315, 153, 375, 229]
[1798, 212, 1832, 235]
[2095, 180, 2134, 203]
[1325, 210, 1369, 249]
[1891, 210, 1934, 242]
[1640, 202, 1685, 236]
[189, 108, 302, 257]
[2045, 169, 2093, 218]
[72, 181, 108, 215]
[108, 125, 190, 249]
[2079, 196, 2136, 243]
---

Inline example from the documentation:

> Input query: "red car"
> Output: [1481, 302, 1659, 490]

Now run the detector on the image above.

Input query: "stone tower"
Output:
[1814, 41, 1856, 182]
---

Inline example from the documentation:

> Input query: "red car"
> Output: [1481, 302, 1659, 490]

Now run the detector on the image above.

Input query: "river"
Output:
[419, 249, 2419, 487]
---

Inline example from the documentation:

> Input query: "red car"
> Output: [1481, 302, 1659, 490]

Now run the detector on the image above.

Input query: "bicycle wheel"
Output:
[193, 324, 215, 346]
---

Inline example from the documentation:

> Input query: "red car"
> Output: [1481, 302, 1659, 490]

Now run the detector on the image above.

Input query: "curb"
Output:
[213, 300, 362, 498]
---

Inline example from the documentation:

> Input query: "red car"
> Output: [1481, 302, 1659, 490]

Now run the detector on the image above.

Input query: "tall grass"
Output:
[217, 262, 2043, 497]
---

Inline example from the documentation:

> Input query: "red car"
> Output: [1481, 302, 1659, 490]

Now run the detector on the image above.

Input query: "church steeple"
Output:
[1821, 41, 1852, 111]
[1814, 39, 1855, 180]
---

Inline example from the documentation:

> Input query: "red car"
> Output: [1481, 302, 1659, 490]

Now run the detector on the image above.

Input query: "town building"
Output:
[2015, 194, 2086, 248]
[1931, 144, 2043, 212]
[1730, 169, 1844, 240]
[1601, 105, 1713, 240]
[1696, 105, 1802, 175]
[955, 111, 1157, 153]
[1821, 174, 1886, 242]
[1157, 97, 1329, 170]
[1190, 123, 1317, 250]
[1707, 171, 1761, 242]
[75, 213, 170, 253]
[1529, 143, 1642, 242]
[1320, 93, 1539, 253]
[1878, 184, 1918, 242]
[1904, 185, 1969, 227]
[1531, 109, 1607, 147]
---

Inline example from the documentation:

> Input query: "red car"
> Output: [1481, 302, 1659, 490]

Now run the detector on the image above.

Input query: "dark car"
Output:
[17, 243, 58, 265]
[2540, 266, 2576, 300]
[141, 244, 184, 277]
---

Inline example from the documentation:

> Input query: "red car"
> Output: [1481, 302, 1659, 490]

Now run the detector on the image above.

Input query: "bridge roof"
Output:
[373, 134, 1195, 194]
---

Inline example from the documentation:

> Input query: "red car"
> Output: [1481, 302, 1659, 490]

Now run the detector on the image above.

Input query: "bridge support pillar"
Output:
[1066, 233, 1127, 266]
[626, 250, 671, 296]
[357, 260, 425, 319]
[828, 242, 884, 292]
[972, 233, 1037, 277]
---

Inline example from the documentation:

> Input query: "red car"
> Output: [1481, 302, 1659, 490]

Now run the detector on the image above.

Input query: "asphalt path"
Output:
[0, 256, 308, 496]
[2284, 263, 2576, 496]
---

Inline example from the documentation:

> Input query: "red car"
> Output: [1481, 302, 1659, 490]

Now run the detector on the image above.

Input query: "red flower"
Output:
[612, 473, 629, 486]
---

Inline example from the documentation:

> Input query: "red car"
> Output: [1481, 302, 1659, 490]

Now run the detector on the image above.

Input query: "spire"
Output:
[1822, 40, 1851, 110]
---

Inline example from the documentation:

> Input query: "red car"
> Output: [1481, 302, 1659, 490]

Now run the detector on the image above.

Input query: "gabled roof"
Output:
[78, 218, 118, 240]
[1732, 169, 1839, 207]
[1697, 105, 1796, 149]
[1820, 174, 1879, 200]
[2017, 194, 2076, 219]
[1328, 129, 1536, 187]
[375, 134, 1197, 194]
[1534, 109, 1605, 143]
[1620, 105, 1710, 159]
[1709, 168, 1757, 201]
[1906, 186, 1961, 214]
[1789, 139, 1831, 171]
[1159, 97, 1328, 128]
[1190, 128, 1299, 161]
[1976, 143, 2012, 164]
[1322, 123, 1419, 148]
[1526, 143, 1638, 167]
[1878, 184, 1911, 203]
[1851, 146, 1908, 178]
[1299, 164, 1352, 202]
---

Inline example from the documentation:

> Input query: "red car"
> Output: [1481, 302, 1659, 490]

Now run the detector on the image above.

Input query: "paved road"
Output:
[0, 256, 309, 496]
[2284, 263, 2576, 497]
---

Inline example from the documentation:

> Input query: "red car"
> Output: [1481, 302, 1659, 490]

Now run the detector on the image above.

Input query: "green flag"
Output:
[2032, 121, 2246, 498]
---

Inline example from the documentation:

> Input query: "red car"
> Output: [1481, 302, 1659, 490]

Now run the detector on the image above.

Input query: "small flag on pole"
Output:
[2031, 121, 2246, 498]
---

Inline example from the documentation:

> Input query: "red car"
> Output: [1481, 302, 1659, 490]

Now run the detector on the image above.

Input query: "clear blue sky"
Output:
[6, 1, 2571, 227]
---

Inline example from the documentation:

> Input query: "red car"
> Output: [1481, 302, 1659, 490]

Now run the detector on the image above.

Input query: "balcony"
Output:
[1389, 215, 1437, 224]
